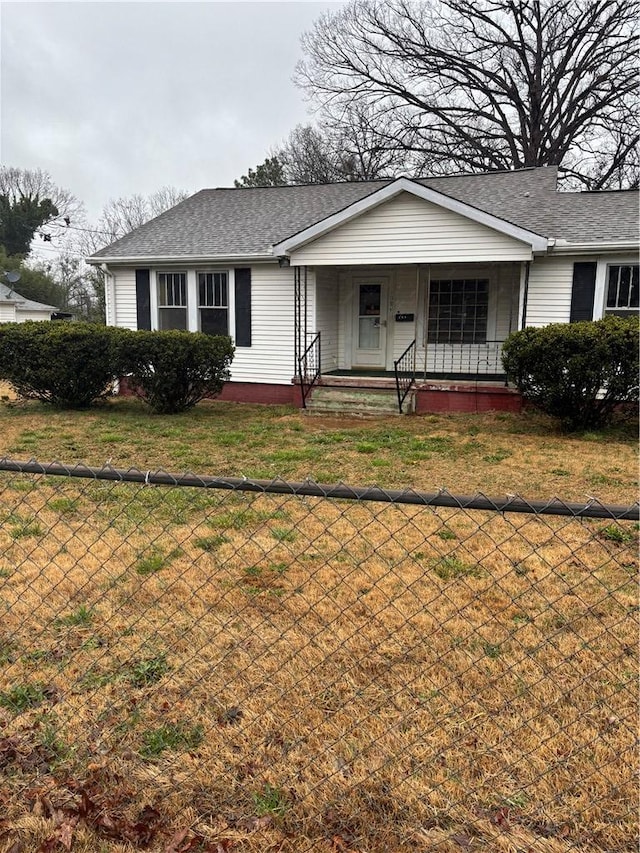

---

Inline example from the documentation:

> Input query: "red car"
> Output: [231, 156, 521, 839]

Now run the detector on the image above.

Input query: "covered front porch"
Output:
[294, 262, 524, 414]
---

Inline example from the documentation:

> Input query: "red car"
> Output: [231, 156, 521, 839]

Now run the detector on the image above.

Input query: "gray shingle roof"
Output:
[0, 283, 58, 312]
[89, 167, 639, 260]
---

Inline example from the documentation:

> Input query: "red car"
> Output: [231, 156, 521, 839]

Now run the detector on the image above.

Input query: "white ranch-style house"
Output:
[87, 167, 639, 414]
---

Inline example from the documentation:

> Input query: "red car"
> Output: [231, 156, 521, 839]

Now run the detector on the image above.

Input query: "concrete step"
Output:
[305, 386, 414, 416]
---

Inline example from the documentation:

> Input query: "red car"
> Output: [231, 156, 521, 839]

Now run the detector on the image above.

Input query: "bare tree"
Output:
[320, 101, 411, 180]
[72, 186, 190, 322]
[296, 0, 639, 188]
[273, 109, 407, 185]
[94, 186, 190, 246]
[278, 125, 343, 184]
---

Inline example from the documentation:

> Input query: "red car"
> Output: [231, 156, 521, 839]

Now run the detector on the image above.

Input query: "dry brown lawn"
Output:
[0, 451, 637, 852]
[0, 395, 636, 504]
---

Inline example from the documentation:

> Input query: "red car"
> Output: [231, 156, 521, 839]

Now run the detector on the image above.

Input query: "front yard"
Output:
[0, 397, 637, 852]
[0, 396, 636, 503]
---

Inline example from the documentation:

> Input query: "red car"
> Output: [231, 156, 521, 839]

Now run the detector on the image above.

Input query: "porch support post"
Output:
[294, 266, 300, 376]
[414, 264, 420, 378]
[518, 261, 530, 329]
[304, 265, 308, 350]
[422, 265, 430, 380]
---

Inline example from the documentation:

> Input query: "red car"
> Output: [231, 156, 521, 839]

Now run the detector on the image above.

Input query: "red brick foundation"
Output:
[415, 383, 522, 414]
[118, 377, 300, 407]
[118, 377, 519, 414]
[217, 382, 300, 406]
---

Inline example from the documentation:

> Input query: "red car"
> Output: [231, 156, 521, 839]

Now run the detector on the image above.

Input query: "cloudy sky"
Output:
[1, 1, 340, 225]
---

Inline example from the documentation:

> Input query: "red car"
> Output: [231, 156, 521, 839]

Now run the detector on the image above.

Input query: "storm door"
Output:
[352, 278, 388, 368]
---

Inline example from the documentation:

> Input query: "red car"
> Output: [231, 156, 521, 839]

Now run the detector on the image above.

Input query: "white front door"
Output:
[352, 277, 389, 368]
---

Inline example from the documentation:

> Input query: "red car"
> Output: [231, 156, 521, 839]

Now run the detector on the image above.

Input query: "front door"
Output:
[352, 278, 388, 368]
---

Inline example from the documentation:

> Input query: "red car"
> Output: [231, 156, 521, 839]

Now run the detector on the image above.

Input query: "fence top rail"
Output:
[0, 457, 637, 521]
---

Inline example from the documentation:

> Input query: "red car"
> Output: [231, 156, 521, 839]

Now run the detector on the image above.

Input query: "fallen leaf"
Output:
[164, 827, 190, 852]
[59, 821, 75, 851]
[331, 835, 357, 852]
[450, 834, 474, 850]
[491, 807, 510, 829]
[237, 814, 273, 832]
[78, 789, 97, 819]
[36, 837, 60, 853]
[129, 805, 162, 845]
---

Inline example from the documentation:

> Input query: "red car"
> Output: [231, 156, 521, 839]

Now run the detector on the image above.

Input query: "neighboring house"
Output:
[0, 283, 58, 323]
[87, 167, 639, 414]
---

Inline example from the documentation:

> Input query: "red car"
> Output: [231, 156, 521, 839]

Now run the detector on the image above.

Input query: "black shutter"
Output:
[569, 262, 597, 323]
[234, 267, 252, 347]
[135, 269, 151, 330]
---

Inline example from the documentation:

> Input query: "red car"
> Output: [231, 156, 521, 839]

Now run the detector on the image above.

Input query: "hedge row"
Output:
[0, 318, 636, 427]
[0, 322, 234, 414]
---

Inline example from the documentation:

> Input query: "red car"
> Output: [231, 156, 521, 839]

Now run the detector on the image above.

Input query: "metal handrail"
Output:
[423, 339, 505, 378]
[298, 332, 321, 408]
[393, 338, 416, 414]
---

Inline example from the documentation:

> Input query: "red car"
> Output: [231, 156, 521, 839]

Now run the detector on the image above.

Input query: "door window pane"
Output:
[359, 284, 381, 317]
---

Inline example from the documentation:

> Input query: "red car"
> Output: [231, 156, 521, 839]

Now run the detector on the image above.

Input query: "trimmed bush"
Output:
[120, 330, 234, 414]
[0, 322, 125, 408]
[502, 316, 639, 431]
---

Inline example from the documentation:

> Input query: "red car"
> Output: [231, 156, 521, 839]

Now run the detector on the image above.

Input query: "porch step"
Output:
[305, 386, 414, 416]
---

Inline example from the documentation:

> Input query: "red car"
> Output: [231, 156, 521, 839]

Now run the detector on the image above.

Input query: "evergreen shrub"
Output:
[502, 316, 639, 431]
[0, 321, 125, 408]
[120, 330, 234, 414]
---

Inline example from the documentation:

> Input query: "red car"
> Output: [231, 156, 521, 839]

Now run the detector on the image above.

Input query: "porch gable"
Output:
[275, 179, 547, 266]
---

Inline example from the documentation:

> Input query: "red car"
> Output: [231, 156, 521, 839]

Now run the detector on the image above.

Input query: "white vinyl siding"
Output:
[390, 266, 420, 364]
[230, 264, 298, 384]
[0, 304, 17, 323]
[289, 192, 533, 266]
[110, 269, 138, 330]
[328, 263, 517, 373]
[526, 257, 575, 326]
[315, 267, 339, 372]
[17, 310, 53, 322]
[106, 264, 300, 385]
[494, 264, 521, 340]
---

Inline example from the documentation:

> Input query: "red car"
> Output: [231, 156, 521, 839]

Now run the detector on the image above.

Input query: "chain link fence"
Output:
[0, 459, 637, 853]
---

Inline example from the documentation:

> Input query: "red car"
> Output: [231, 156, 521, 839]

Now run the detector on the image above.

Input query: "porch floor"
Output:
[323, 369, 507, 384]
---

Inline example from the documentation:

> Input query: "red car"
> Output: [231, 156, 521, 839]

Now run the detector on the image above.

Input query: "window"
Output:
[605, 265, 639, 317]
[198, 272, 228, 335]
[157, 272, 187, 330]
[428, 279, 488, 344]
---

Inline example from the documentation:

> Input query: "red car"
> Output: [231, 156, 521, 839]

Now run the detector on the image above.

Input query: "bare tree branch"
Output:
[295, 0, 639, 187]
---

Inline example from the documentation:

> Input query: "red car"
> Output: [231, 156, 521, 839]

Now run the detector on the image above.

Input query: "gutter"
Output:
[548, 240, 639, 255]
[86, 253, 277, 266]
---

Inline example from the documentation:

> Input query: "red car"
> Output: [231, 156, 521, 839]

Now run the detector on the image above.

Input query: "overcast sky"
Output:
[1, 1, 341, 225]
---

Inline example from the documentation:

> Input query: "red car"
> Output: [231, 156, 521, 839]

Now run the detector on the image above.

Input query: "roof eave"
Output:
[87, 252, 277, 266]
[272, 176, 549, 256]
[549, 240, 639, 255]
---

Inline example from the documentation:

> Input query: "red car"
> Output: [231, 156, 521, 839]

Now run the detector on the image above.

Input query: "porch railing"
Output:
[424, 340, 506, 381]
[393, 338, 416, 414]
[298, 332, 321, 408]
